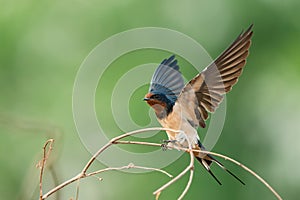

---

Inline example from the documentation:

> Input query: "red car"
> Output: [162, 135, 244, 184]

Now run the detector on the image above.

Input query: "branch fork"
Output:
[38, 128, 282, 200]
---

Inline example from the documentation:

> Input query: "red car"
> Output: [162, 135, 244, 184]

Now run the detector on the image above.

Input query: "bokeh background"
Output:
[1, 0, 300, 199]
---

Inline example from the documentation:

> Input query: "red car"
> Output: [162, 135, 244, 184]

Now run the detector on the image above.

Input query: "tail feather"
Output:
[207, 154, 245, 185]
[196, 156, 222, 185]
[196, 140, 245, 185]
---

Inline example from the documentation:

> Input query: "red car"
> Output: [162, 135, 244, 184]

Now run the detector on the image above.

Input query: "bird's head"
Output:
[144, 92, 174, 118]
[144, 93, 166, 106]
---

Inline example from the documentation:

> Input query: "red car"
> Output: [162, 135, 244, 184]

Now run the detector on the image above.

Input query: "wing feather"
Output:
[149, 55, 184, 103]
[178, 24, 253, 128]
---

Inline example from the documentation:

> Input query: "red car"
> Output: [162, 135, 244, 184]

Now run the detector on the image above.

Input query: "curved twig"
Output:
[81, 127, 182, 174]
[115, 140, 283, 200]
[178, 151, 194, 200]
[193, 149, 282, 200]
[40, 128, 282, 200]
[86, 163, 173, 178]
[153, 133, 195, 200]
[42, 128, 181, 199]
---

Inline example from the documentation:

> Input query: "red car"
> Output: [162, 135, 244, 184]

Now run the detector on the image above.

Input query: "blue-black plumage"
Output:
[149, 55, 184, 104]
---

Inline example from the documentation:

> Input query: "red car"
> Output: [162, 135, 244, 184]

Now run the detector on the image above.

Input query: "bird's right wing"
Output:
[178, 25, 253, 128]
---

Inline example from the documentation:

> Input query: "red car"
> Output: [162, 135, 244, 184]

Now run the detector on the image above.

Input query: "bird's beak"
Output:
[143, 98, 150, 101]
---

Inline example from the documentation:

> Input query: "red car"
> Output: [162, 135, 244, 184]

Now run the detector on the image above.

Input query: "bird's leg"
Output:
[161, 140, 177, 151]
[162, 139, 177, 144]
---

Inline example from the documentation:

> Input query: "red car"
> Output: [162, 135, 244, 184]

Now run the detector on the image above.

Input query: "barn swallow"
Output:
[144, 25, 253, 185]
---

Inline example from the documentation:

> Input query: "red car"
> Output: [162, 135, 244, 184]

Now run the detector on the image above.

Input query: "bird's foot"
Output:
[161, 140, 177, 151]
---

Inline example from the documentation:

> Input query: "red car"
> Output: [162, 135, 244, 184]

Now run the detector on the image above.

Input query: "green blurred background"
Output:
[1, 0, 300, 199]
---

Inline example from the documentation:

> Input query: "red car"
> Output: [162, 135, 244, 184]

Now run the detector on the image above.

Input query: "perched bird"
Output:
[144, 25, 253, 185]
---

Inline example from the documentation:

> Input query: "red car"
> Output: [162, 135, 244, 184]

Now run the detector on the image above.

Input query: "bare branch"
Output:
[192, 149, 283, 200]
[130, 164, 173, 178]
[42, 162, 173, 199]
[86, 163, 173, 178]
[116, 140, 283, 200]
[43, 128, 180, 200]
[81, 127, 182, 174]
[42, 173, 83, 199]
[153, 133, 195, 200]
[178, 146, 194, 200]
[179, 166, 194, 200]
[38, 139, 54, 200]
[41, 128, 282, 200]
[0, 115, 63, 200]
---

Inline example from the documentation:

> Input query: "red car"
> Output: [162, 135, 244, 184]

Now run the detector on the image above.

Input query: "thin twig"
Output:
[43, 127, 180, 199]
[38, 139, 54, 200]
[41, 128, 282, 200]
[153, 166, 191, 197]
[116, 140, 283, 200]
[115, 140, 161, 147]
[81, 127, 182, 174]
[42, 162, 172, 199]
[193, 149, 283, 200]
[179, 166, 194, 200]
[42, 128, 179, 200]
[152, 133, 194, 200]
[130, 164, 173, 178]
[43, 174, 83, 199]
[0, 115, 63, 200]
[86, 163, 173, 178]
[178, 140, 194, 200]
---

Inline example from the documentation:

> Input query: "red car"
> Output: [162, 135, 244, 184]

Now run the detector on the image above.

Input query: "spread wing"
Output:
[178, 24, 253, 128]
[149, 55, 185, 103]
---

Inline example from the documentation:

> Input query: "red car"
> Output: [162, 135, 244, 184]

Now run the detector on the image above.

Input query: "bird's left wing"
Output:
[178, 25, 253, 128]
[149, 55, 185, 103]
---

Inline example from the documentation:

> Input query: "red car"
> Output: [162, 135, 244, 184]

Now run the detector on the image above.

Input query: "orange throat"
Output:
[145, 96, 168, 118]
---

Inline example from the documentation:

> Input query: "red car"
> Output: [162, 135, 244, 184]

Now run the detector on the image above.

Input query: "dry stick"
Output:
[38, 139, 54, 200]
[0, 115, 63, 200]
[42, 173, 83, 200]
[82, 127, 182, 174]
[115, 140, 283, 200]
[178, 139, 194, 200]
[42, 163, 172, 200]
[195, 150, 283, 200]
[154, 165, 192, 199]
[154, 134, 195, 200]
[41, 128, 282, 200]
[42, 127, 181, 199]
[87, 163, 173, 178]
[179, 166, 194, 200]
[77, 164, 172, 199]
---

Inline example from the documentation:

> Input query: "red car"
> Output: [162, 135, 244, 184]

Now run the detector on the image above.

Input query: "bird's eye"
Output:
[152, 94, 159, 99]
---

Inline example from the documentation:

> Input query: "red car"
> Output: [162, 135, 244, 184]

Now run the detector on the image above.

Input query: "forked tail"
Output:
[196, 141, 245, 185]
